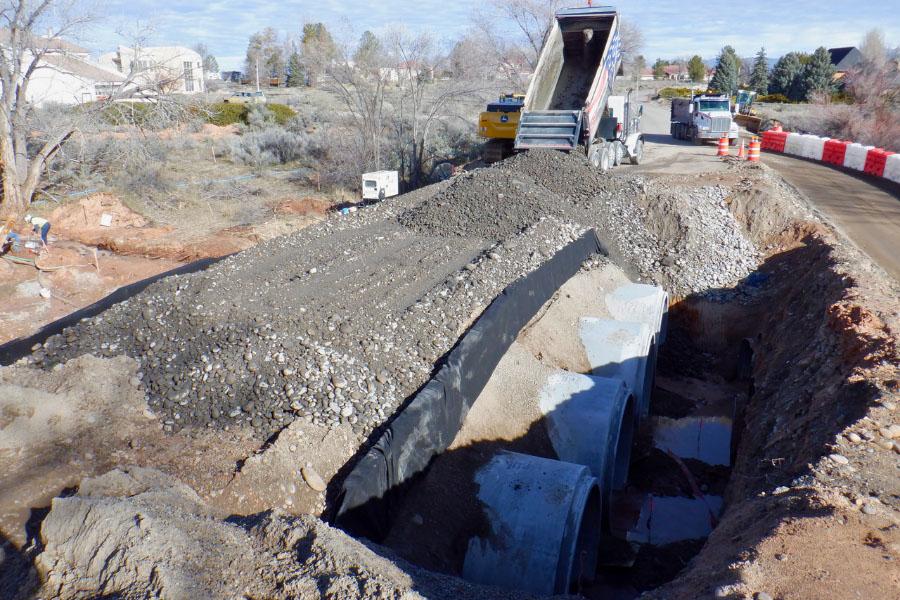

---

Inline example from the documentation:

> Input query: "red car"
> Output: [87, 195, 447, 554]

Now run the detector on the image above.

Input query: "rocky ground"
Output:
[1, 140, 897, 599]
[19, 150, 763, 443]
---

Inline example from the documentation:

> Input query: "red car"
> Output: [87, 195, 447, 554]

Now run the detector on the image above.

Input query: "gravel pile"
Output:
[25, 150, 761, 438]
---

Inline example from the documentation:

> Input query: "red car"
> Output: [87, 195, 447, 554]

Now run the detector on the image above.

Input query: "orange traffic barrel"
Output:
[748, 137, 761, 162]
[717, 137, 730, 157]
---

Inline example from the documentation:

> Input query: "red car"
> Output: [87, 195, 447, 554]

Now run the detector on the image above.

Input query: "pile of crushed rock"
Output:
[23, 150, 760, 439]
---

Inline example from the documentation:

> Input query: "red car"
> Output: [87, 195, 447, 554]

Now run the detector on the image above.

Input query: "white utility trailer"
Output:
[361, 170, 399, 201]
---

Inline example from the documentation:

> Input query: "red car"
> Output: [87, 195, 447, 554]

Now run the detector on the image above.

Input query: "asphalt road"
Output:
[638, 94, 900, 281]
[759, 152, 900, 280]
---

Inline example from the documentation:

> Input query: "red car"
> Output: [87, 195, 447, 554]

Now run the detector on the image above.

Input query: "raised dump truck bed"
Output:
[516, 6, 621, 153]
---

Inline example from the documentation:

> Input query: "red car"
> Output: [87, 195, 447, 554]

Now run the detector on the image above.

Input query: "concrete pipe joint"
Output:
[605, 283, 669, 345]
[462, 451, 602, 596]
[539, 370, 636, 529]
[580, 318, 656, 422]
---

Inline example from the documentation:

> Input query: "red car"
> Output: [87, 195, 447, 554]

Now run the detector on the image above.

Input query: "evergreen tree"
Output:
[652, 58, 669, 79]
[749, 47, 768, 94]
[285, 52, 304, 87]
[687, 55, 705, 82]
[799, 46, 836, 100]
[354, 30, 382, 67]
[709, 45, 739, 95]
[769, 52, 802, 97]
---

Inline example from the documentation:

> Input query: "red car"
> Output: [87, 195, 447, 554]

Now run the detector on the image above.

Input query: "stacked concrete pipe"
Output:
[463, 283, 668, 595]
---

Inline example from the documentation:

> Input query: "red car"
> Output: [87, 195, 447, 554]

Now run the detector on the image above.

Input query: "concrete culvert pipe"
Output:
[539, 370, 636, 529]
[605, 283, 669, 344]
[580, 318, 655, 421]
[462, 451, 601, 595]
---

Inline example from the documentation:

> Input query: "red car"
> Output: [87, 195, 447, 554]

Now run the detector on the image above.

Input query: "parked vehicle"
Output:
[224, 91, 267, 104]
[514, 6, 643, 171]
[670, 94, 739, 144]
[361, 171, 399, 201]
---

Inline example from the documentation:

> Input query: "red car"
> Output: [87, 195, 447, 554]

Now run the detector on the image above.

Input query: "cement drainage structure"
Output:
[462, 284, 668, 595]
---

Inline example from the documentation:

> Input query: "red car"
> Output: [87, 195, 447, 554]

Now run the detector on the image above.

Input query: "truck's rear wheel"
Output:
[599, 145, 612, 172]
[630, 139, 644, 165]
[613, 142, 624, 166]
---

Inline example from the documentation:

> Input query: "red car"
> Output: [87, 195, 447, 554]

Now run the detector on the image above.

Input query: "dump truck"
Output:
[479, 93, 525, 164]
[514, 5, 643, 171]
[670, 94, 739, 144]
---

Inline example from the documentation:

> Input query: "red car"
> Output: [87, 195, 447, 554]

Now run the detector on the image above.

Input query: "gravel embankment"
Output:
[26, 150, 761, 438]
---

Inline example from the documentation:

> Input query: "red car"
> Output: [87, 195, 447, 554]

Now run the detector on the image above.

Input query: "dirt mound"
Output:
[50, 193, 148, 230]
[29, 467, 546, 600]
[273, 196, 332, 217]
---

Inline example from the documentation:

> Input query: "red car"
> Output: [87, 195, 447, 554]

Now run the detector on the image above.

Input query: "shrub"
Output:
[658, 87, 693, 99]
[757, 93, 792, 104]
[208, 102, 247, 126]
[206, 102, 297, 127]
[267, 104, 297, 125]
[230, 127, 311, 168]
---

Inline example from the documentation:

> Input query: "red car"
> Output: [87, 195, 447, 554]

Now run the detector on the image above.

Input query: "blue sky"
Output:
[84, 1, 899, 71]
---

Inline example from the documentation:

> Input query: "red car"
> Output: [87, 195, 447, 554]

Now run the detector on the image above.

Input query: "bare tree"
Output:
[386, 28, 484, 187]
[485, 0, 561, 70]
[322, 30, 390, 175]
[617, 18, 644, 67]
[0, 1, 202, 217]
[859, 28, 888, 66]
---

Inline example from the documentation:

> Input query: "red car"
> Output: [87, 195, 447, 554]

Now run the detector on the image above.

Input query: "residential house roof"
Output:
[43, 53, 125, 83]
[828, 47, 863, 72]
[0, 29, 90, 55]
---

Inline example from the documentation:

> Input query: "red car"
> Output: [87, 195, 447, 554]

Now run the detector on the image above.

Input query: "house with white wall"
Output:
[0, 32, 125, 106]
[99, 45, 206, 94]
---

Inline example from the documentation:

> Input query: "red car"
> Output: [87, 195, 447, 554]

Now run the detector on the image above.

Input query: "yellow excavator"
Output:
[478, 93, 525, 164]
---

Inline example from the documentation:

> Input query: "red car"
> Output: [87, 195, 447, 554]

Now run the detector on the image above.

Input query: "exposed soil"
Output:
[0, 133, 897, 600]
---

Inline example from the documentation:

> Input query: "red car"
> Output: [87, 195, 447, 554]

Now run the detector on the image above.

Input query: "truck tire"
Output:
[630, 139, 644, 165]
[600, 145, 612, 172]
[613, 142, 624, 166]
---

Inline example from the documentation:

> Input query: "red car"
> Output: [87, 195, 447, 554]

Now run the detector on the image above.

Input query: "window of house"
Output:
[183, 60, 194, 91]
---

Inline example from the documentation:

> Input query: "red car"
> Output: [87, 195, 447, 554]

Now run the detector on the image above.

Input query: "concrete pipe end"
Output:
[462, 451, 602, 595]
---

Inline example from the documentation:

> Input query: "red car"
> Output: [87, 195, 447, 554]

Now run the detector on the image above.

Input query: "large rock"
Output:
[36, 467, 264, 599]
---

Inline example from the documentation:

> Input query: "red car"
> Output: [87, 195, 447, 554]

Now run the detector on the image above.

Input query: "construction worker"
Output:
[1, 217, 20, 255]
[24, 214, 51, 251]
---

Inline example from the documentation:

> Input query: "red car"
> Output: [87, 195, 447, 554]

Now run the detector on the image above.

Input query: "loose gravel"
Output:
[25, 150, 761, 439]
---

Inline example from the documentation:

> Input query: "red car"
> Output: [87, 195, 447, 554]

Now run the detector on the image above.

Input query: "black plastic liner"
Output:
[335, 230, 609, 540]
[0, 256, 226, 365]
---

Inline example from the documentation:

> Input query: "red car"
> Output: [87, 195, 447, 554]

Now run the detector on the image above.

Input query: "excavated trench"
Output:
[345, 175, 884, 598]
[3, 151, 895, 600]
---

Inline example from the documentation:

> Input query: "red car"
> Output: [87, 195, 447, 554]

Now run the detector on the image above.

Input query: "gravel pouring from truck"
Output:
[514, 5, 643, 171]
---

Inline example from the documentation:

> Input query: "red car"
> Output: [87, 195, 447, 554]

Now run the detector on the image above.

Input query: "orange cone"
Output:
[717, 137, 729, 157]
[748, 137, 761, 162]
[737, 142, 746, 159]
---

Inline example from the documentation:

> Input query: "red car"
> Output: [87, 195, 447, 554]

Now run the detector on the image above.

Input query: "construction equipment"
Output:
[514, 6, 644, 171]
[733, 89, 762, 133]
[478, 93, 525, 164]
[670, 94, 739, 145]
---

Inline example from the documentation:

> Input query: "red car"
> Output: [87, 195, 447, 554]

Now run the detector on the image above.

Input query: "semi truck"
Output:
[670, 94, 739, 144]
[514, 5, 643, 171]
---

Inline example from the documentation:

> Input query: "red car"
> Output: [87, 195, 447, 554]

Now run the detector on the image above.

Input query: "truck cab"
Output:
[670, 94, 739, 144]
